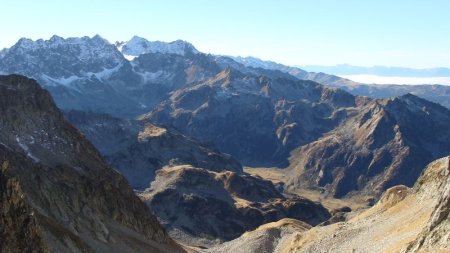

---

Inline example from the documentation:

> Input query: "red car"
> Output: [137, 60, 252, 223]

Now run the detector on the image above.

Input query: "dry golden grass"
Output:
[244, 167, 288, 185]
[138, 124, 167, 140]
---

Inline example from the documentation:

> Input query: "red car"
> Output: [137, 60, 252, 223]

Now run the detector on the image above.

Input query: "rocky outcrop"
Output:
[0, 75, 182, 253]
[288, 94, 450, 197]
[65, 110, 242, 189]
[139, 165, 331, 248]
[403, 156, 450, 252]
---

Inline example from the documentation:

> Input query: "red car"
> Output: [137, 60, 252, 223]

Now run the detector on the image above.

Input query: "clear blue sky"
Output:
[1, 0, 449, 68]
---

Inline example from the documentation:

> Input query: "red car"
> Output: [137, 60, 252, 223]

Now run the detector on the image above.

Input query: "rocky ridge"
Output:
[288, 94, 450, 197]
[144, 68, 356, 166]
[0, 74, 182, 253]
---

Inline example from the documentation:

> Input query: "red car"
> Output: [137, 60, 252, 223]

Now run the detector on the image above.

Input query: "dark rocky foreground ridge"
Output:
[0, 75, 183, 253]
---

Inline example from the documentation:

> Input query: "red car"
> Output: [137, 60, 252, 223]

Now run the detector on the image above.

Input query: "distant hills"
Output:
[301, 64, 450, 77]
[232, 56, 450, 108]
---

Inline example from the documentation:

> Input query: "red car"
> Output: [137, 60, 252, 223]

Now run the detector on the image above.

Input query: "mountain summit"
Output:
[116, 36, 199, 59]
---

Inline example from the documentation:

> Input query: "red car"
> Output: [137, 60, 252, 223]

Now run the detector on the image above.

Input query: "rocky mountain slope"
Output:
[205, 155, 450, 253]
[288, 94, 450, 197]
[65, 110, 242, 189]
[144, 67, 450, 198]
[140, 165, 330, 248]
[144, 68, 356, 166]
[0, 74, 183, 253]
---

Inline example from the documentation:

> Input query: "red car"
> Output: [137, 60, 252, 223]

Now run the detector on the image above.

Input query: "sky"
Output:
[1, 0, 450, 68]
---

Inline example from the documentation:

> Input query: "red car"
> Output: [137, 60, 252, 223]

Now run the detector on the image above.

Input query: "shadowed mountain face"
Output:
[65, 110, 242, 189]
[0, 75, 182, 253]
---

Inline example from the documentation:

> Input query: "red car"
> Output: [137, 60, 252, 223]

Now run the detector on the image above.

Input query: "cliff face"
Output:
[0, 75, 182, 253]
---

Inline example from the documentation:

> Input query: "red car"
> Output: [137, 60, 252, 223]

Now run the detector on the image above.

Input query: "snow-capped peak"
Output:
[1, 35, 125, 84]
[117, 36, 199, 59]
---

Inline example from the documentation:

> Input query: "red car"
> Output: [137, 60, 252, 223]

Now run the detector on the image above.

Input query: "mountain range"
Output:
[232, 56, 450, 109]
[1, 35, 449, 194]
[1, 35, 450, 252]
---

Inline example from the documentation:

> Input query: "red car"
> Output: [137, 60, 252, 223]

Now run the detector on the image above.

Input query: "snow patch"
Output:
[123, 54, 137, 61]
[87, 63, 122, 80]
[40, 63, 122, 86]
[139, 70, 172, 83]
[15, 136, 40, 163]
[41, 74, 80, 86]
[0, 142, 12, 151]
